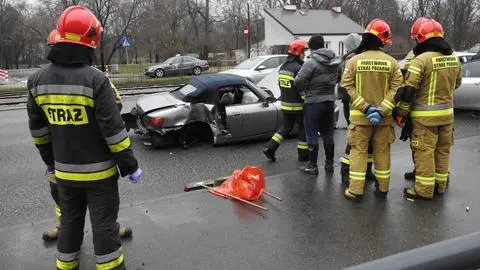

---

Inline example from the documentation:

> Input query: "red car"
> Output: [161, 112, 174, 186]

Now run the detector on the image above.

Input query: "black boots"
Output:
[301, 162, 319, 175]
[324, 160, 334, 173]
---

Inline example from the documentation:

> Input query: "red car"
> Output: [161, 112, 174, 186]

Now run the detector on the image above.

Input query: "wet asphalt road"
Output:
[1, 97, 480, 230]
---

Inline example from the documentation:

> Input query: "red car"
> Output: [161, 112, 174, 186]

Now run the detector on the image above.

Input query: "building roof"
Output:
[264, 8, 364, 35]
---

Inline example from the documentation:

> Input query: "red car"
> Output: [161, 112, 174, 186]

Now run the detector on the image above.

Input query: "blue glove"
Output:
[366, 106, 380, 116]
[128, 168, 143, 184]
[367, 112, 383, 125]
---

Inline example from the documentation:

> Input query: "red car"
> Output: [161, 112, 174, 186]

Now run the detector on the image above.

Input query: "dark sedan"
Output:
[144, 55, 209, 78]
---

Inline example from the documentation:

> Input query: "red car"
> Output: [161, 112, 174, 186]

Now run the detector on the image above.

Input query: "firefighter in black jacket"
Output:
[27, 6, 142, 270]
[42, 29, 133, 243]
[263, 40, 309, 162]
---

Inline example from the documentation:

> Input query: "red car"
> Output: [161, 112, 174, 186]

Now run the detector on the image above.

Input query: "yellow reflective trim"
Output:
[367, 157, 374, 162]
[409, 66, 421, 72]
[407, 69, 420, 75]
[352, 96, 364, 107]
[429, 71, 437, 105]
[279, 74, 295, 81]
[55, 206, 62, 218]
[55, 166, 118, 181]
[411, 108, 453, 117]
[96, 254, 124, 270]
[381, 100, 395, 110]
[280, 105, 303, 111]
[108, 137, 131, 153]
[56, 259, 79, 270]
[350, 110, 365, 116]
[435, 172, 449, 177]
[33, 135, 50, 145]
[300, 95, 305, 100]
[35, 95, 94, 107]
[64, 33, 82, 42]
[415, 175, 435, 183]
[341, 157, 350, 164]
[350, 176, 366, 181]
[374, 174, 390, 179]
[398, 101, 410, 110]
[350, 171, 366, 176]
[374, 169, 390, 174]
[272, 135, 282, 143]
[297, 144, 309, 150]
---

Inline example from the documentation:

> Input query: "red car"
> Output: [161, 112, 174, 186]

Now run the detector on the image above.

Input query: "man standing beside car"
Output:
[263, 40, 309, 162]
[295, 35, 339, 175]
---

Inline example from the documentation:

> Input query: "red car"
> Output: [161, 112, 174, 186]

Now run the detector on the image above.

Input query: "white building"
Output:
[264, 6, 364, 57]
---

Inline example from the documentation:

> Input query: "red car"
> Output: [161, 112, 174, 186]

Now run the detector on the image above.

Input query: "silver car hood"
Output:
[136, 92, 185, 113]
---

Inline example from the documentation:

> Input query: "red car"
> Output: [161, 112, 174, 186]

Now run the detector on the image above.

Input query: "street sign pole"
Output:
[125, 46, 129, 65]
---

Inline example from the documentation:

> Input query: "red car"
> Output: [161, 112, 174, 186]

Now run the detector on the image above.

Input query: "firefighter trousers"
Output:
[348, 124, 395, 195]
[265, 111, 307, 160]
[56, 179, 125, 270]
[411, 120, 453, 198]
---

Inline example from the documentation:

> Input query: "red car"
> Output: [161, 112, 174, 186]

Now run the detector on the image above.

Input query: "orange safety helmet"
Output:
[288, 40, 309, 56]
[364, 19, 392, 45]
[410, 17, 429, 40]
[56, 6, 103, 49]
[416, 19, 444, 43]
[47, 29, 61, 46]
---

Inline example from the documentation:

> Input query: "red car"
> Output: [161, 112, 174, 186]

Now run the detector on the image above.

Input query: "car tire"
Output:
[155, 68, 164, 78]
[192, 66, 202, 76]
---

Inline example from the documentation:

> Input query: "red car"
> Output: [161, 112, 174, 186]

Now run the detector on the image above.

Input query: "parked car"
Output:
[144, 55, 209, 78]
[454, 59, 480, 110]
[220, 55, 288, 83]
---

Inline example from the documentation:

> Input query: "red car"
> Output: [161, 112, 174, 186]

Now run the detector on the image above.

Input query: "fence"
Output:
[0, 60, 237, 94]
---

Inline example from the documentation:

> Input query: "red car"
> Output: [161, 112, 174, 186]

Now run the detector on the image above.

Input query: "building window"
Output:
[325, 41, 331, 49]
[339, 41, 344, 56]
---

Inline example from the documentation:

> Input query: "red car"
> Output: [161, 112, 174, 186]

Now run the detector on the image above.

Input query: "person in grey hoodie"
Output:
[295, 35, 339, 175]
[337, 33, 362, 125]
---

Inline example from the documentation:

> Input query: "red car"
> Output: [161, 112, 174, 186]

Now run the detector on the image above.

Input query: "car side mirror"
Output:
[263, 89, 274, 97]
[262, 96, 276, 107]
[256, 65, 267, 71]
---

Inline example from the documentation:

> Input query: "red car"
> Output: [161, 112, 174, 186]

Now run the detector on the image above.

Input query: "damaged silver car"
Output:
[123, 74, 290, 148]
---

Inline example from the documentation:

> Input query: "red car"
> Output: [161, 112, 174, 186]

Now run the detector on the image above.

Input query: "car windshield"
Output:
[234, 57, 264, 69]
[170, 84, 198, 101]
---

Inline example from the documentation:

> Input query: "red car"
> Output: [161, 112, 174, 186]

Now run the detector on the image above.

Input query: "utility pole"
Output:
[247, 2, 251, 59]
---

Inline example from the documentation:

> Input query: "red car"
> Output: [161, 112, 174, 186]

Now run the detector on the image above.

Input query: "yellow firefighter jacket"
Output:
[341, 50, 404, 125]
[405, 52, 462, 126]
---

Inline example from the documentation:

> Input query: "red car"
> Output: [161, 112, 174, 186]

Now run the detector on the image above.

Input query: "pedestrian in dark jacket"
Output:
[295, 35, 339, 175]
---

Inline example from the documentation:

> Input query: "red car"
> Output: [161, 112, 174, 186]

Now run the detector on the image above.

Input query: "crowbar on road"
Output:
[184, 176, 283, 201]
[199, 184, 268, 211]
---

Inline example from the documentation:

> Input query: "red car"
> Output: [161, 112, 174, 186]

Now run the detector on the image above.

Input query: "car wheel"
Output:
[155, 68, 164, 78]
[192, 66, 202, 76]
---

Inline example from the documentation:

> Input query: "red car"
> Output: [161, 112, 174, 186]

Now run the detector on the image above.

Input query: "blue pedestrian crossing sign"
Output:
[121, 36, 131, 47]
